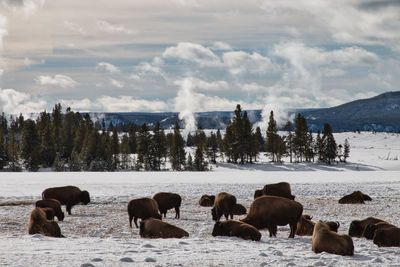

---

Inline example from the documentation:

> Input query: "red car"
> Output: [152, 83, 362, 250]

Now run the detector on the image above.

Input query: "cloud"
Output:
[109, 78, 124, 88]
[96, 20, 135, 35]
[0, 15, 7, 50]
[209, 41, 232, 51]
[96, 96, 168, 112]
[174, 77, 229, 92]
[163, 42, 221, 67]
[35, 74, 78, 88]
[96, 62, 120, 73]
[59, 98, 94, 111]
[2, 0, 45, 16]
[63, 21, 86, 36]
[0, 88, 46, 114]
[223, 51, 275, 75]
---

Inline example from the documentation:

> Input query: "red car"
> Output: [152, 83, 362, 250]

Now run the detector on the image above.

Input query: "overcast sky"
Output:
[0, 0, 399, 116]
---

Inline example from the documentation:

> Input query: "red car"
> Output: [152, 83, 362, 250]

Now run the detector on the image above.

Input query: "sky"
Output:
[0, 0, 399, 123]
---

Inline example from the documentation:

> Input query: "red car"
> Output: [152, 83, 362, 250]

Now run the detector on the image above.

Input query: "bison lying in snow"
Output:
[253, 189, 263, 199]
[312, 221, 354, 256]
[348, 217, 385, 237]
[199, 195, 215, 207]
[36, 199, 65, 221]
[153, 192, 182, 219]
[28, 208, 64, 238]
[42, 186, 90, 215]
[262, 182, 295, 200]
[40, 207, 55, 221]
[232, 204, 247, 215]
[373, 226, 400, 247]
[211, 192, 237, 221]
[296, 215, 340, 236]
[241, 196, 303, 238]
[212, 220, 261, 241]
[128, 198, 162, 228]
[140, 218, 189, 239]
[338, 191, 372, 204]
[363, 222, 396, 240]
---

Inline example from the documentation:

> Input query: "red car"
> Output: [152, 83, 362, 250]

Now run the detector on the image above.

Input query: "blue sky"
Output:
[0, 0, 399, 121]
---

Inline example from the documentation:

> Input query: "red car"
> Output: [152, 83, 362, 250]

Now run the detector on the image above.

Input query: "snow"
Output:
[0, 132, 400, 266]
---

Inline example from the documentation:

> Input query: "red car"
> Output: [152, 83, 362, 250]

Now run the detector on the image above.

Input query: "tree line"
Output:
[0, 104, 349, 172]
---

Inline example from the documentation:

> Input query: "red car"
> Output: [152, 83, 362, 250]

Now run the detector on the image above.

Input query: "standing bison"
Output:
[373, 227, 400, 247]
[212, 220, 261, 241]
[348, 217, 385, 237]
[42, 186, 90, 215]
[140, 218, 189, 238]
[262, 182, 295, 200]
[211, 192, 237, 221]
[232, 204, 247, 215]
[28, 208, 64, 238]
[36, 199, 65, 221]
[312, 221, 354, 256]
[338, 191, 372, 204]
[241, 196, 303, 238]
[199, 195, 215, 207]
[127, 198, 162, 228]
[153, 192, 182, 219]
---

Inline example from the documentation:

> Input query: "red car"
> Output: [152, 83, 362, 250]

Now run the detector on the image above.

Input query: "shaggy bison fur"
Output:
[241, 195, 303, 238]
[373, 227, 400, 247]
[140, 218, 189, 238]
[348, 217, 385, 237]
[312, 221, 354, 256]
[232, 204, 247, 215]
[127, 198, 162, 228]
[363, 222, 395, 240]
[211, 192, 237, 221]
[338, 191, 372, 204]
[28, 208, 64, 238]
[153, 192, 182, 219]
[42, 186, 90, 215]
[296, 215, 340, 236]
[199, 195, 215, 207]
[36, 199, 65, 221]
[262, 182, 295, 200]
[41, 207, 55, 221]
[212, 220, 261, 241]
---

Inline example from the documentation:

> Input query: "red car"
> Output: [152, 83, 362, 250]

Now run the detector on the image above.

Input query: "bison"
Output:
[338, 191, 372, 204]
[262, 182, 295, 200]
[211, 192, 237, 221]
[312, 221, 354, 256]
[42, 186, 90, 215]
[296, 215, 340, 236]
[40, 207, 55, 221]
[363, 222, 395, 240]
[348, 217, 385, 237]
[127, 198, 162, 228]
[36, 199, 65, 221]
[28, 208, 64, 238]
[253, 189, 263, 199]
[241, 195, 303, 238]
[139, 218, 189, 238]
[232, 204, 247, 215]
[373, 227, 400, 247]
[153, 192, 182, 219]
[199, 195, 215, 207]
[212, 220, 261, 241]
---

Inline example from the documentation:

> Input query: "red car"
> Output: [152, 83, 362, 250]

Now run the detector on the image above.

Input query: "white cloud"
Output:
[223, 51, 275, 74]
[63, 21, 86, 35]
[2, 0, 45, 16]
[60, 98, 94, 111]
[209, 41, 232, 51]
[163, 42, 221, 67]
[35, 74, 78, 88]
[96, 20, 135, 35]
[174, 77, 229, 92]
[0, 88, 46, 114]
[0, 15, 7, 51]
[96, 62, 120, 73]
[109, 78, 124, 88]
[96, 96, 168, 112]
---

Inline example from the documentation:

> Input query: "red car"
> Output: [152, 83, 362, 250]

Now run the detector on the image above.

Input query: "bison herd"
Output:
[28, 182, 400, 257]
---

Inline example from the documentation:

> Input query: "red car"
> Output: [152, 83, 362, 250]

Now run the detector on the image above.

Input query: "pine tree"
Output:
[136, 123, 151, 170]
[21, 119, 40, 171]
[315, 131, 323, 162]
[151, 122, 167, 170]
[254, 126, 264, 152]
[321, 123, 337, 164]
[120, 134, 131, 170]
[52, 103, 62, 152]
[207, 132, 218, 164]
[186, 153, 194, 171]
[170, 122, 186, 170]
[194, 142, 208, 171]
[242, 111, 253, 163]
[111, 128, 119, 169]
[37, 112, 55, 167]
[0, 115, 6, 169]
[266, 111, 278, 162]
[284, 121, 293, 163]
[293, 114, 309, 162]
[343, 139, 350, 163]
[6, 122, 20, 171]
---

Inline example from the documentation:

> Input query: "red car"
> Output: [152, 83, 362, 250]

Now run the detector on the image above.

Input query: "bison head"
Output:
[58, 211, 65, 221]
[212, 221, 224, 237]
[81, 190, 90, 205]
[348, 220, 362, 237]
[254, 190, 263, 199]
[211, 207, 221, 221]
[363, 224, 377, 240]
[325, 221, 340, 232]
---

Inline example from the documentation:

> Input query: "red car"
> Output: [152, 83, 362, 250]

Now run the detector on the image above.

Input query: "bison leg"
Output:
[175, 207, 180, 219]
[129, 214, 133, 228]
[268, 224, 277, 237]
[289, 221, 297, 238]
[230, 213, 233, 220]
[66, 205, 72, 215]
[134, 217, 139, 228]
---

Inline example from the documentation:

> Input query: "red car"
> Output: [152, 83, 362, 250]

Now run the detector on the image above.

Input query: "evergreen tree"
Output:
[194, 142, 208, 171]
[120, 134, 131, 170]
[321, 123, 337, 164]
[315, 131, 323, 162]
[21, 119, 40, 171]
[111, 128, 119, 169]
[6, 122, 20, 171]
[266, 111, 278, 162]
[284, 121, 293, 163]
[136, 123, 151, 170]
[207, 131, 218, 164]
[170, 122, 186, 170]
[37, 112, 55, 167]
[0, 124, 6, 170]
[305, 131, 314, 162]
[254, 126, 264, 152]
[186, 153, 194, 171]
[151, 122, 167, 170]
[292, 113, 309, 162]
[343, 139, 350, 163]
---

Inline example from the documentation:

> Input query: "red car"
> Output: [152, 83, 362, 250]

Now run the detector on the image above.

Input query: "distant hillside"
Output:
[89, 91, 400, 132]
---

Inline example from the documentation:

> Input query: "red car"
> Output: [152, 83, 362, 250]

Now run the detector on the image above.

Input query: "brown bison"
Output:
[127, 198, 162, 228]
[253, 189, 263, 199]
[241, 195, 303, 238]
[348, 217, 385, 237]
[153, 192, 182, 219]
[139, 218, 189, 238]
[262, 182, 295, 200]
[199, 195, 215, 207]
[363, 222, 395, 240]
[312, 221, 354, 256]
[212, 220, 261, 241]
[40, 207, 55, 221]
[211, 192, 237, 221]
[42, 186, 90, 215]
[338, 191, 372, 204]
[373, 227, 400, 247]
[232, 204, 247, 215]
[28, 208, 64, 238]
[36, 199, 65, 221]
[296, 215, 340, 236]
